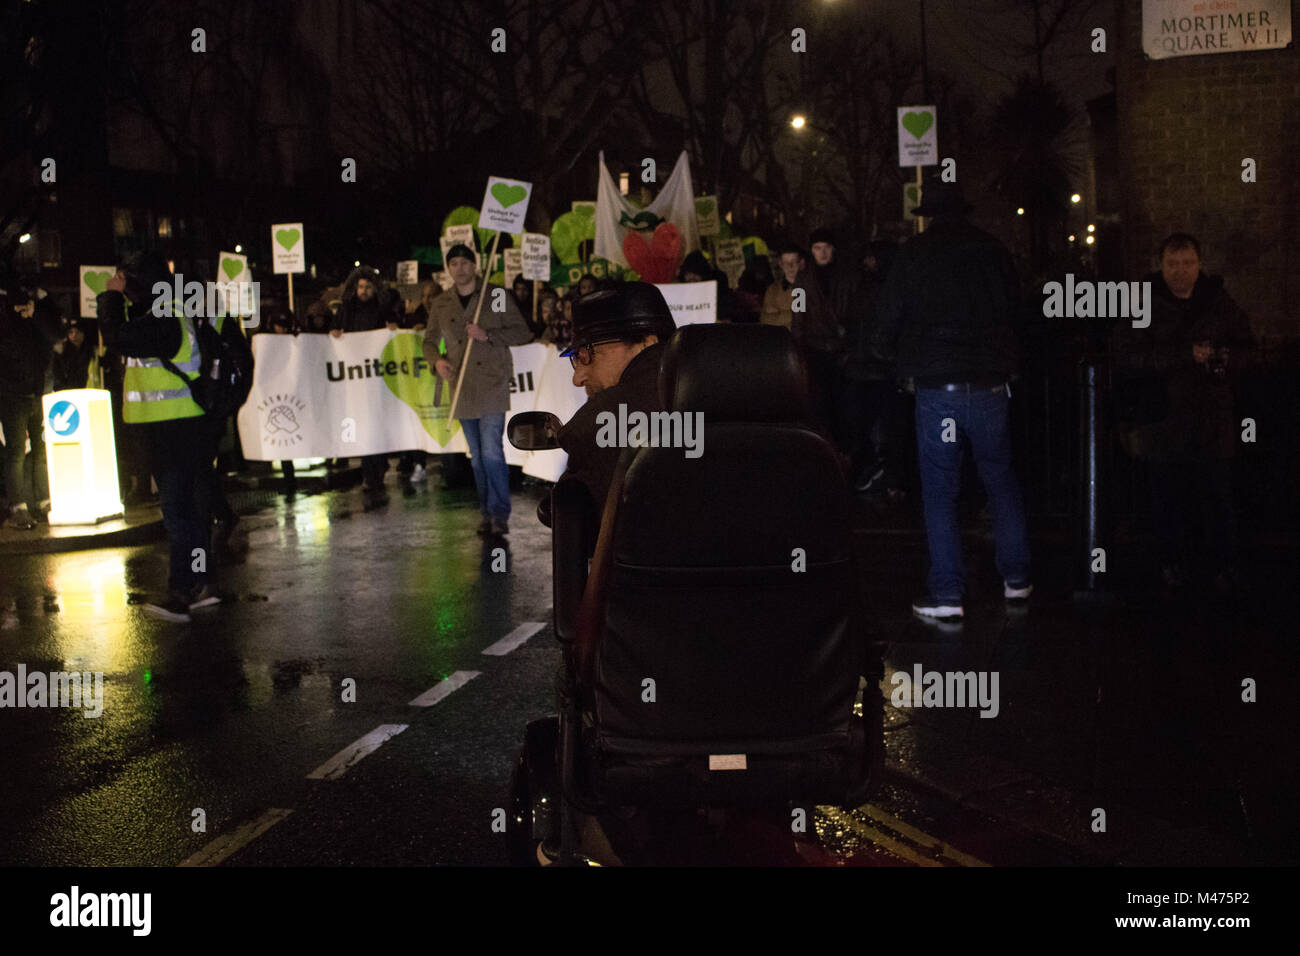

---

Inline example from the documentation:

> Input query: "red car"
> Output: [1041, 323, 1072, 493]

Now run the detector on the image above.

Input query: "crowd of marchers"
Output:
[0, 171, 1255, 620]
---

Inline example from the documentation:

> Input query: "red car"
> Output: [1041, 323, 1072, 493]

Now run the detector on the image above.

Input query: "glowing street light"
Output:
[1016, 208, 1025, 216]
[18, 233, 31, 243]
[1085, 235, 1095, 245]
[790, 114, 807, 130]
[1070, 193, 1082, 204]
[1086, 224, 1095, 233]
[1068, 234, 1076, 242]
[235, 243, 243, 252]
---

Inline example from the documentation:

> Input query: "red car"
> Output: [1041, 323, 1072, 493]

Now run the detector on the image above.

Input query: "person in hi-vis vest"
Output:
[98, 250, 221, 623]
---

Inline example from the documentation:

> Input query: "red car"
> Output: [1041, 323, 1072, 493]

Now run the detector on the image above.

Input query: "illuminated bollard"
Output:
[42, 389, 124, 525]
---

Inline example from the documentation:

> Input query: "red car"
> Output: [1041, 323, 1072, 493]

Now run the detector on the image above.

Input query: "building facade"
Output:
[1115, 0, 1298, 342]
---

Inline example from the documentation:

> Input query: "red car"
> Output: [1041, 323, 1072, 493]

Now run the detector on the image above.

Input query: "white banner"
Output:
[656, 280, 717, 327]
[1142, 1, 1290, 58]
[236, 331, 583, 480]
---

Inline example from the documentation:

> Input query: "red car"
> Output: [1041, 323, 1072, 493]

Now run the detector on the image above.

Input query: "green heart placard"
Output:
[83, 271, 113, 295]
[902, 111, 933, 139]
[275, 228, 301, 250]
[696, 199, 715, 217]
[221, 258, 244, 280]
[380, 334, 461, 446]
[905, 186, 919, 203]
[491, 183, 528, 208]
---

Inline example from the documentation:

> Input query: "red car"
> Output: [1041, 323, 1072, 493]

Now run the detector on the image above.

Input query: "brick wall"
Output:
[1116, 0, 1299, 342]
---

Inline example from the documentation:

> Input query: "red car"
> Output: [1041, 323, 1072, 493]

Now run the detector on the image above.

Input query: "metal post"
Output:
[1073, 356, 1113, 602]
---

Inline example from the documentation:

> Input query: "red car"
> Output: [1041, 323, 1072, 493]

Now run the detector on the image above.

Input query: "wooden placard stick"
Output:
[448, 229, 501, 420]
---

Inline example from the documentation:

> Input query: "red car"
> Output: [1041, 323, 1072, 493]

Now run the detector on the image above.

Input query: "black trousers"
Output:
[1148, 458, 1236, 570]
[0, 394, 45, 511]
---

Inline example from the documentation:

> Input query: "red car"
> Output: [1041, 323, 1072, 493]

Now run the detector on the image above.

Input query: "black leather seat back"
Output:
[591, 325, 863, 753]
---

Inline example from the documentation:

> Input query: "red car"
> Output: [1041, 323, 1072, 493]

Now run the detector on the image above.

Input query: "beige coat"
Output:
[422, 279, 533, 419]
[761, 282, 794, 329]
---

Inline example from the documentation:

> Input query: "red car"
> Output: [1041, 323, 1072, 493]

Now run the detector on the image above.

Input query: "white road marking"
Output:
[481, 622, 546, 656]
[306, 724, 409, 780]
[408, 670, 482, 707]
[178, 808, 294, 867]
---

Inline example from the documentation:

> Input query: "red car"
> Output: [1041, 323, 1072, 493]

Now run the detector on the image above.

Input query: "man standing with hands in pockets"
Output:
[423, 243, 532, 536]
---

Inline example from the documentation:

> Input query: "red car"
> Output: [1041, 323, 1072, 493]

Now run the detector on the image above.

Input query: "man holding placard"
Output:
[423, 244, 531, 536]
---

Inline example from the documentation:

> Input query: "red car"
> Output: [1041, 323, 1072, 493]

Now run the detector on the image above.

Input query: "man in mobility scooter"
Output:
[507, 283, 884, 865]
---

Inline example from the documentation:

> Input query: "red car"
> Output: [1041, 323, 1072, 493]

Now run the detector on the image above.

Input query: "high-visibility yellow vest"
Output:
[123, 300, 205, 423]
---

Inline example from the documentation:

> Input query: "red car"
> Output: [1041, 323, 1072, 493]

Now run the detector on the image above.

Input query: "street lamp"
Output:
[790, 114, 807, 130]
[1016, 208, 1025, 216]
[1070, 193, 1082, 204]
[235, 243, 243, 253]
[18, 233, 31, 243]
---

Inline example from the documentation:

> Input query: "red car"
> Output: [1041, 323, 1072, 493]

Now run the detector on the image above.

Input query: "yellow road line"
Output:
[818, 807, 944, 867]
[855, 803, 991, 867]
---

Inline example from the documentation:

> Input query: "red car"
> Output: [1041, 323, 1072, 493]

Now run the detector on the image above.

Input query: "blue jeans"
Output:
[915, 386, 1031, 601]
[460, 412, 510, 521]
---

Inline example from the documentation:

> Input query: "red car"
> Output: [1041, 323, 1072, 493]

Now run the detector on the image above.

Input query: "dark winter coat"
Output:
[845, 272, 893, 382]
[332, 268, 389, 333]
[813, 258, 866, 355]
[870, 217, 1021, 384]
[789, 264, 844, 354]
[52, 336, 99, 391]
[0, 313, 53, 397]
[1109, 272, 1254, 462]
[556, 341, 665, 521]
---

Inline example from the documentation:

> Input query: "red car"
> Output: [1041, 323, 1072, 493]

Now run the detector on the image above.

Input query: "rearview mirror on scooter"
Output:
[507, 411, 563, 451]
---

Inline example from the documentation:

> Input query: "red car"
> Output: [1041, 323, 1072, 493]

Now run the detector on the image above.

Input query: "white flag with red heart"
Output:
[593, 150, 700, 284]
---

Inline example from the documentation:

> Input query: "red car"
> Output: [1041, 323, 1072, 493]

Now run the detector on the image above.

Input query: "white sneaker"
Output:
[409, 464, 427, 483]
[188, 585, 222, 610]
[1004, 582, 1033, 602]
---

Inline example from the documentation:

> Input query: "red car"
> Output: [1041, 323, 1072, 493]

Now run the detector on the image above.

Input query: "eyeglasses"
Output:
[568, 339, 627, 369]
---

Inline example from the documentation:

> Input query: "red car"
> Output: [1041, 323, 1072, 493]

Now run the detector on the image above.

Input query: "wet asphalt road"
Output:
[1, 473, 1296, 867]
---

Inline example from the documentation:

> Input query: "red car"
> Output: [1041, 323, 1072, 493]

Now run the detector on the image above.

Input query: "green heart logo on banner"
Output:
[573, 204, 595, 218]
[275, 228, 301, 250]
[221, 258, 243, 280]
[905, 186, 919, 204]
[491, 183, 528, 208]
[902, 111, 933, 139]
[83, 271, 113, 295]
[696, 199, 715, 217]
[380, 334, 461, 446]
